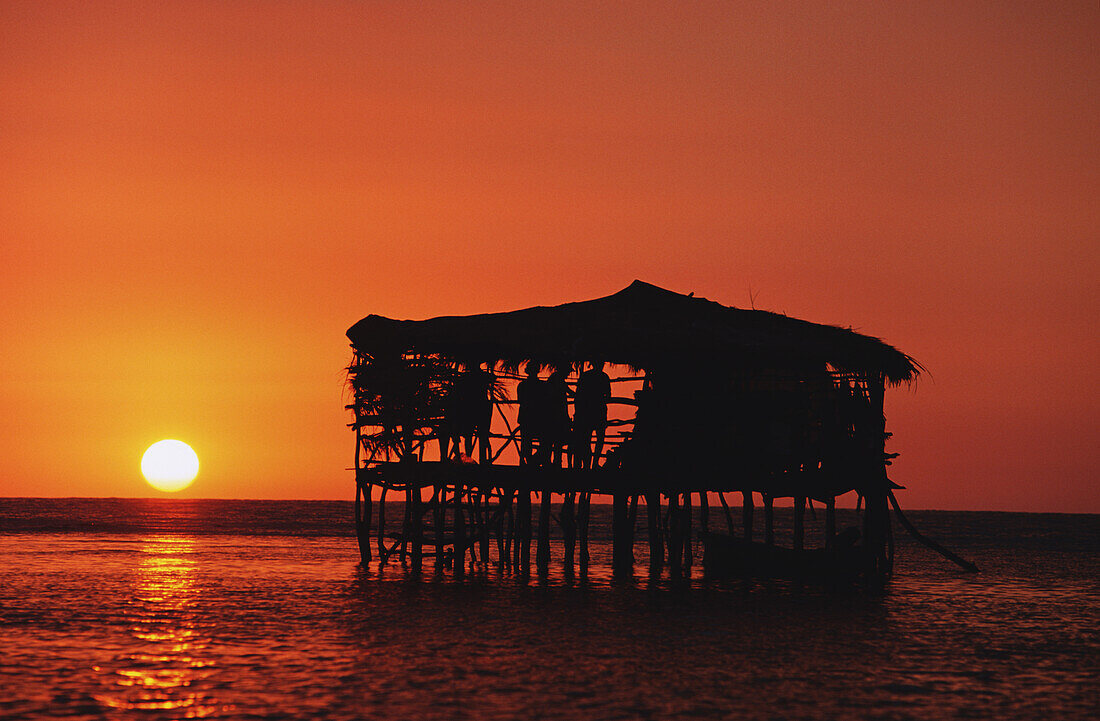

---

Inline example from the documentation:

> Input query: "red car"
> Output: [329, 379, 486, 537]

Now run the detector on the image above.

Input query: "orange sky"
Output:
[1, 2, 1096, 511]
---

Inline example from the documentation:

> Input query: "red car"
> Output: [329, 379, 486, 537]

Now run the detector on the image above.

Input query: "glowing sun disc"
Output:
[141, 440, 199, 492]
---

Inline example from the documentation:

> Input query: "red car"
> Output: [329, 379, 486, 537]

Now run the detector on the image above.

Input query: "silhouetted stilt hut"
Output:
[345, 281, 927, 584]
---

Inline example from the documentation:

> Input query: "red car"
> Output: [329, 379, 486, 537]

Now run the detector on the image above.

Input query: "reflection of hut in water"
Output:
[345, 281, 965, 584]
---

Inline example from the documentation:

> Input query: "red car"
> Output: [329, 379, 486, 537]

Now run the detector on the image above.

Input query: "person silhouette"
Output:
[450, 361, 495, 463]
[517, 362, 546, 466]
[574, 361, 611, 469]
[546, 368, 571, 468]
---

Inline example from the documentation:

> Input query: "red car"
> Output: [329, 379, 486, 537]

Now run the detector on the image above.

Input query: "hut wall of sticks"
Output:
[345, 280, 924, 583]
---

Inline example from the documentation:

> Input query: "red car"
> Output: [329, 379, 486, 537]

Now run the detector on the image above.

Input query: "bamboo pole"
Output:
[888, 490, 978, 572]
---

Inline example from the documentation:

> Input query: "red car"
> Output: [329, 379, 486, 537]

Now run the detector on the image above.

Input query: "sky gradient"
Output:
[1, 2, 1096, 511]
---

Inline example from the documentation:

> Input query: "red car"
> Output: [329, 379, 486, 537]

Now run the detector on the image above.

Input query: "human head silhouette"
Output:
[525, 362, 539, 377]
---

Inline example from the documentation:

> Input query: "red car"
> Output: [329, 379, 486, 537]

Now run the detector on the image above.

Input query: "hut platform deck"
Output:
[358, 460, 865, 500]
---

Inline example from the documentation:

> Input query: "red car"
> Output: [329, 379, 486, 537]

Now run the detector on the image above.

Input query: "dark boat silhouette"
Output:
[702, 529, 869, 582]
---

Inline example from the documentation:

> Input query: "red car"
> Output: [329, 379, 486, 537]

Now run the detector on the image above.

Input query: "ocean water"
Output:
[1, 498, 1097, 720]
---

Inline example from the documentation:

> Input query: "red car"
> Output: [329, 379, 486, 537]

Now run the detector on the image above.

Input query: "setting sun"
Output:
[141, 440, 200, 493]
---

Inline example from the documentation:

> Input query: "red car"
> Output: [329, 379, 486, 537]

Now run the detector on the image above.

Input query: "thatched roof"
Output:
[347, 280, 920, 384]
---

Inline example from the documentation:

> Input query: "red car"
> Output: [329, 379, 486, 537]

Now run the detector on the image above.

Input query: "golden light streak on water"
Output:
[92, 535, 228, 717]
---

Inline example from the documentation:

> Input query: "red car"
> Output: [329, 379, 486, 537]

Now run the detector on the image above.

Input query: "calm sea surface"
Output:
[1, 498, 1097, 720]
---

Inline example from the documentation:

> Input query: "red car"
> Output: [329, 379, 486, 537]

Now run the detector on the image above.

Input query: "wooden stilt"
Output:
[501, 490, 512, 567]
[454, 484, 466, 578]
[646, 490, 663, 573]
[825, 496, 836, 549]
[612, 491, 632, 577]
[354, 429, 371, 564]
[537, 488, 551, 575]
[377, 487, 387, 559]
[503, 488, 515, 569]
[742, 490, 755, 542]
[518, 489, 532, 571]
[562, 492, 577, 576]
[578, 492, 591, 573]
[763, 494, 774, 547]
[668, 493, 682, 578]
[864, 376, 892, 579]
[626, 495, 638, 568]
[410, 486, 423, 570]
[356, 479, 372, 564]
[718, 492, 735, 534]
[479, 490, 491, 566]
[432, 486, 443, 563]
[699, 491, 710, 538]
[400, 488, 410, 562]
[794, 495, 805, 552]
[683, 492, 693, 570]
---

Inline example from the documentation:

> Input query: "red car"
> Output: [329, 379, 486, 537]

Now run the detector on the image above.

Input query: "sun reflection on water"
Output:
[93, 535, 227, 717]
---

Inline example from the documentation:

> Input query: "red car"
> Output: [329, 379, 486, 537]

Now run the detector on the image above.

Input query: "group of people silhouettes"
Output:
[442, 360, 613, 469]
[518, 361, 611, 469]
[444, 361, 495, 464]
